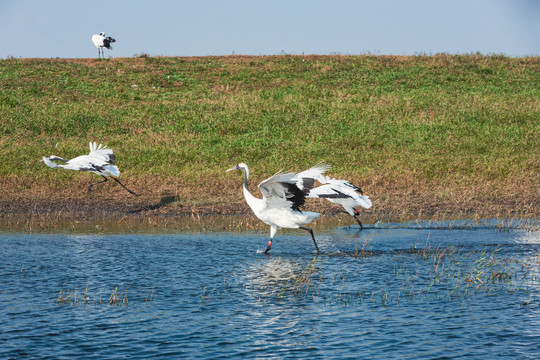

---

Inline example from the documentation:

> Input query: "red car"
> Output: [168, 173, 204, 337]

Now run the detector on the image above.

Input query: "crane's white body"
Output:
[92, 32, 115, 58]
[43, 142, 119, 177]
[91, 33, 105, 48]
[227, 162, 329, 252]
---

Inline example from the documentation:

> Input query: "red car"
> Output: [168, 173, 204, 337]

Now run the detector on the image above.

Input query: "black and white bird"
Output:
[91, 32, 116, 58]
[308, 175, 372, 228]
[42, 142, 137, 195]
[226, 162, 330, 254]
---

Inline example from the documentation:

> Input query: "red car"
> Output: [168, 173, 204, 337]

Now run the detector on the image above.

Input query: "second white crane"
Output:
[42, 142, 137, 195]
[308, 175, 372, 228]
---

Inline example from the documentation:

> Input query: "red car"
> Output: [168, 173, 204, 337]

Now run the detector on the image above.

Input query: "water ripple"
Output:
[1, 224, 539, 359]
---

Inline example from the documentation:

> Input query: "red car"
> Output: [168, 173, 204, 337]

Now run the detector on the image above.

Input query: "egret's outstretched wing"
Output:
[295, 162, 331, 192]
[88, 142, 116, 163]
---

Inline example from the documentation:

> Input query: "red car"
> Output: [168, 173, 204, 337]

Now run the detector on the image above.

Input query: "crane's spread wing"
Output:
[318, 175, 363, 194]
[78, 161, 120, 177]
[295, 162, 331, 191]
[258, 170, 306, 211]
[103, 37, 115, 49]
[309, 183, 372, 209]
[308, 184, 350, 199]
[88, 142, 116, 164]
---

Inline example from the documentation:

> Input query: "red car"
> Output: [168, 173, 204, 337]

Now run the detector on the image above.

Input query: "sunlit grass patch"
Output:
[0, 55, 538, 219]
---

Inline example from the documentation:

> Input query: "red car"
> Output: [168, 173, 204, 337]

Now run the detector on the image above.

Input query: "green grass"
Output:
[0, 54, 538, 215]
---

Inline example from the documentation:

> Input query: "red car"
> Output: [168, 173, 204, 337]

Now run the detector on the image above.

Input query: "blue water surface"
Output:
[1, 220, 539, 359]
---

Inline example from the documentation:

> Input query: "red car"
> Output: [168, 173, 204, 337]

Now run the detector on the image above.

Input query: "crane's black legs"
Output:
[88, 176, 138, 196]
[299, 226, 320, 254]
[353, 214, 364, 229]
[88, 175, 108, 191]
[112, 177, 138, 196]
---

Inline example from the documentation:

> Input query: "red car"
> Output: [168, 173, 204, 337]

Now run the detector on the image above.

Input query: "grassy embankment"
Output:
[0, 55, 538, 221]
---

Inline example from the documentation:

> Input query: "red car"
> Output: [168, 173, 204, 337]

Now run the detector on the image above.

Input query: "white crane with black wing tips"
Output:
[42, 142, 137, 195]
[308, 175, 372, 228]
[226, 162, 330, 254]
[92, 32, 116, 58]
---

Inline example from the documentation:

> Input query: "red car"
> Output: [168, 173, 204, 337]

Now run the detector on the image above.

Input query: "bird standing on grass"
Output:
[226, 162, 330, 254]
[42, 142, 137, 196]
[92, 32, 116, 58]
[308, 175, 372, 228]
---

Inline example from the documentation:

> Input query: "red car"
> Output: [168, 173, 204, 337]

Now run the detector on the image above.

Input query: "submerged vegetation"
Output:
[0, 54, 538, 219]
[56, 282, 156, 306]
[198, 242, 540, 308]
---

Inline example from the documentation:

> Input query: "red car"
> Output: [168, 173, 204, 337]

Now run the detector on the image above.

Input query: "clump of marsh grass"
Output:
[495, 218, 539, 232]
[261, 241, 540, 308]
[109, 286, 129, 306]
[57, 283, 90, 305]
[354, 233, 374, 258]
[390, 244, 540, 304]
[290, 257, 322, 296]
[200, 285, 215, 303]
[56, 283, 156, 306]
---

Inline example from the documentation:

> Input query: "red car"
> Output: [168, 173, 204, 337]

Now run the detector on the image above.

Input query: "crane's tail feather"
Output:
[357, 196, 372, 209]
[89, 141, 115, 162]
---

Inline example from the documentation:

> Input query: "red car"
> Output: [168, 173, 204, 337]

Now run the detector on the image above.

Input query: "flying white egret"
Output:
[91, 32, 116, 58]
[308, 175, 372, 228]
[42, 142, 137, 195]
[226, 162, 330, 254]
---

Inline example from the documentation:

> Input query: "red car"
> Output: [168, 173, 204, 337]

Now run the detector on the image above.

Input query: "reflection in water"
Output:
[242, 256, 322, 302]
[518, 230, 540, 244]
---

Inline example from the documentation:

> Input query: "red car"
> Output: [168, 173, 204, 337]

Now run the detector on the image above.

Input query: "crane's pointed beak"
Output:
[226, 166, 237, 173]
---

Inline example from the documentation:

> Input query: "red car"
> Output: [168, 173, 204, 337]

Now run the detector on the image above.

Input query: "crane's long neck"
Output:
[50, 156, 68, 163]
[240, 167, 260, 209]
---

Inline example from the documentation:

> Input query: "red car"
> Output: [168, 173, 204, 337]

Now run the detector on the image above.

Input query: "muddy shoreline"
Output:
[1, 192, 537, 223]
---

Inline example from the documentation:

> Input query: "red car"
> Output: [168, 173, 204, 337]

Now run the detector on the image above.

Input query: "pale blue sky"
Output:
[1, 0, 539, 58]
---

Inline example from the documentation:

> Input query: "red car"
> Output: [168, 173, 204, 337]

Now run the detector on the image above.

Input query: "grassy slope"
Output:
[0, 55, 538, 218]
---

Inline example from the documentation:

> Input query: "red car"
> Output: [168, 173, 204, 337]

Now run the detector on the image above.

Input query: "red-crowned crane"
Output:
[226, 162, 330, 254]
[308, 175, 372, 228]
[92, 32, 116, 58]
[42, 142, 137, 195]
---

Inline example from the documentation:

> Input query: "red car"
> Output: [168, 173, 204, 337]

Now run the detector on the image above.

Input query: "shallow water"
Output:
[1, 220, 539, 359]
